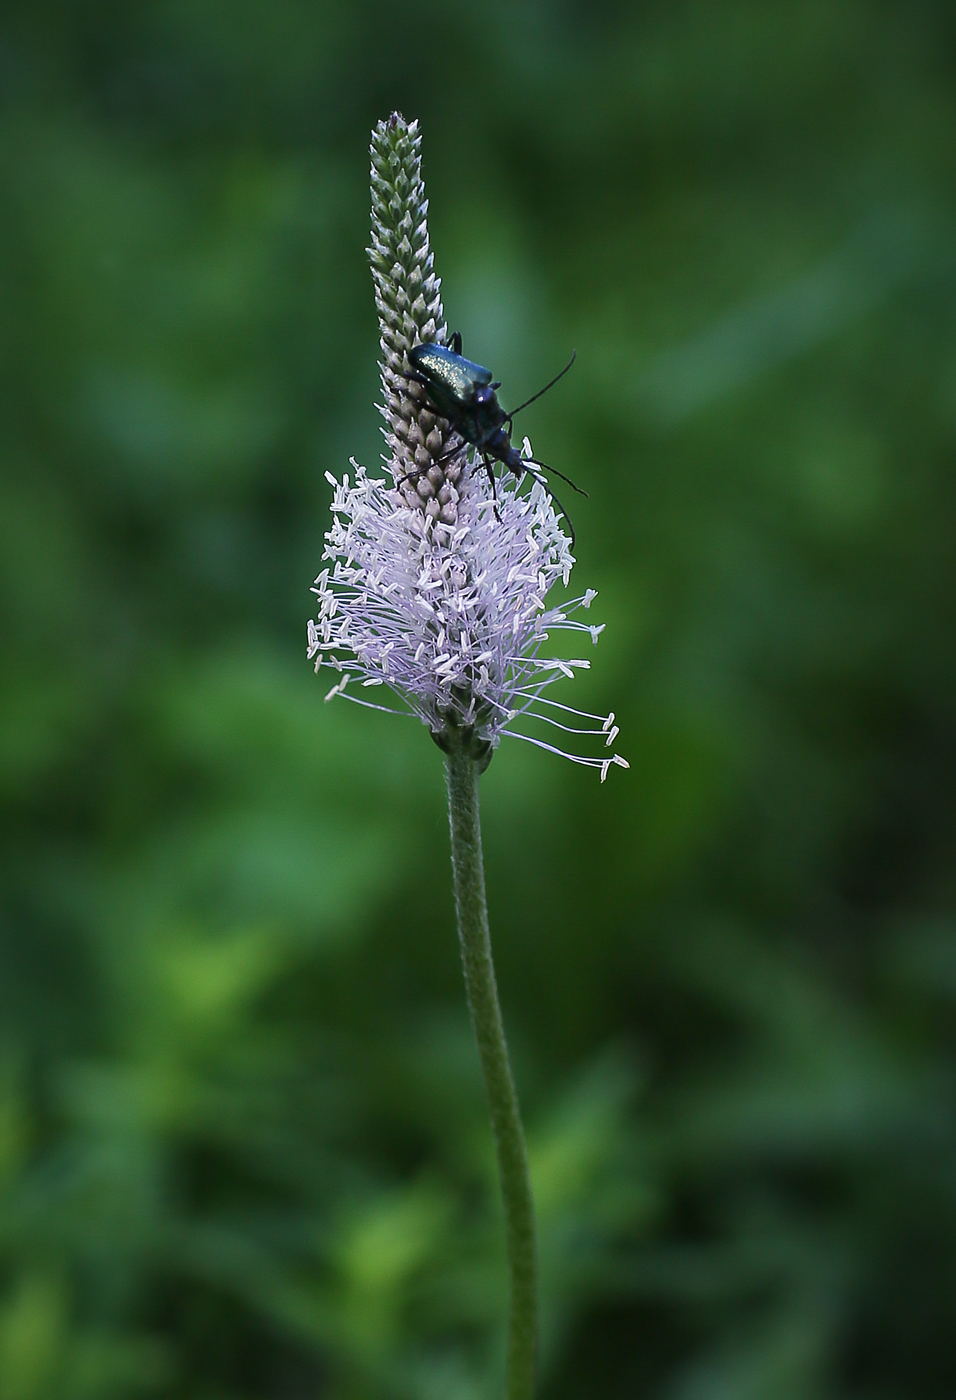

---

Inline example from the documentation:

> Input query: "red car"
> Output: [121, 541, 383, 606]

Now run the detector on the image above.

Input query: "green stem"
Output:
[445, 746, 537, 1400]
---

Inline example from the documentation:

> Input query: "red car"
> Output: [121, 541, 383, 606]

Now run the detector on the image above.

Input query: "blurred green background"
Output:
[2, 2, 956, 1397]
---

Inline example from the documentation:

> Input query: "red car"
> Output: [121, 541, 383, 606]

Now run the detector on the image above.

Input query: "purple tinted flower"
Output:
[309, 113, 626, 779]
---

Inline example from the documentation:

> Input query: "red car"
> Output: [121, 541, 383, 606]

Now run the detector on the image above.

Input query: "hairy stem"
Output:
[446, 746, 537, 1400]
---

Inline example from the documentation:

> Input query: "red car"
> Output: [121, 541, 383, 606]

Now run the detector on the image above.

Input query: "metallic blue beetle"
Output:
[406, 332, 584, 544]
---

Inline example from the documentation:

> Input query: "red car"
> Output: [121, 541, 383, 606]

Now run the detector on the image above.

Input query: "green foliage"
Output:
[2, 2, 956, 1396]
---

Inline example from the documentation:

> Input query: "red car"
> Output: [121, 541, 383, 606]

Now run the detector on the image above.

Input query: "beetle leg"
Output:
[428, 438, 469, 469]
[482, 456, 503, 523]
[397, 435, 467, 492]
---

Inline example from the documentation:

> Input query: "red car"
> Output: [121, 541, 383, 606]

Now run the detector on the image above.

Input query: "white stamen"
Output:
[309, 409, 625, 778]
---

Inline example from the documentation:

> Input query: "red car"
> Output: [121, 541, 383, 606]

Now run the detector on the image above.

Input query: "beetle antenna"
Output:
[507, 349, 576, 419]
[524, 467, 576, 551]
[524, 456, 588, 498]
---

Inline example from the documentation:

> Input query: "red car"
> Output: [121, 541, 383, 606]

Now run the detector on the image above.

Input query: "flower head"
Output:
[308, 113, 627, 779]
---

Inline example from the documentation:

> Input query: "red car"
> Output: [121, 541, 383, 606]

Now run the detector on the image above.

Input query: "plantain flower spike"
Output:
[308, 113, 628, 779]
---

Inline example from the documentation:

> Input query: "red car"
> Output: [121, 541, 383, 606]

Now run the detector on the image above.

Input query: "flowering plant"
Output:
[308, 113, 626, 1399]
[309, 114, 626, 781]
